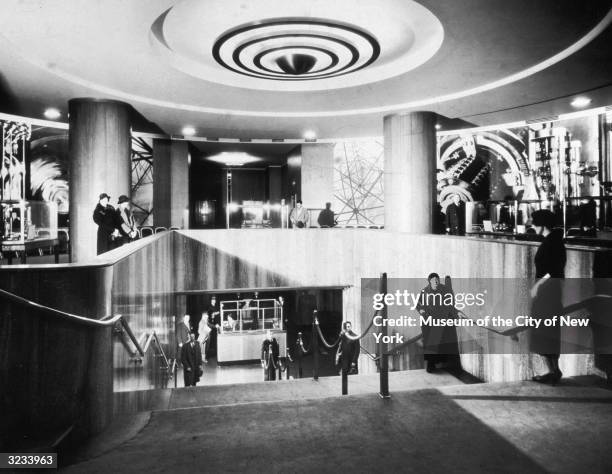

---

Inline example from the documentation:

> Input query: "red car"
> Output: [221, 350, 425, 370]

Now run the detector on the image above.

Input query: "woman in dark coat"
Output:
[336, 322, 360, 375]
[416, 273, 459, 372]
[92, 193, 116, 255]
[530, 209, 566, 384]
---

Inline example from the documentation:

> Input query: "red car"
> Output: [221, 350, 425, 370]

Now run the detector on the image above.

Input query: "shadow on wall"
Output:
[173, 232, 303, 291]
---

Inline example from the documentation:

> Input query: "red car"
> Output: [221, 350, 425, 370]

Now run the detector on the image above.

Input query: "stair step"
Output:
[164, 369, 466, 410]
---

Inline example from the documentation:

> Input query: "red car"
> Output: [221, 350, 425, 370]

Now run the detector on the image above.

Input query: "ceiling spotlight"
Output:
[303, 130, 317, 141]
[182, 126, 196, 136]
[570, 97, 591, 108]
[435, 123, 442, 130]
[44, 108, 61, 120]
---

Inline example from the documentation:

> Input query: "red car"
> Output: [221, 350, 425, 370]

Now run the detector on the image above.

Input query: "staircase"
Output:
[62, 372, 612, 474]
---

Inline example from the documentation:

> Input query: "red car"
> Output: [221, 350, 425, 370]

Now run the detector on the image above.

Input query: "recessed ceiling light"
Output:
[182, 126, 196, 136]
[208, 152, 261, 167]
[44, 108, 61, 120]
[435, 123, 442, 130]
[570, 97, 591, 108]
[303, 130, 317, 140]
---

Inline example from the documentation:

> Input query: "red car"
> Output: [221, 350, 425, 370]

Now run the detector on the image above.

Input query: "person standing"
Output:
[177, 314, 191, 359]
[416, 273, 458, 373]
[445, 195, 465, 235]
[530, 209, 566, 384]
[290, 200, 310, 228]
[261, 330, 280, 381]
[115, 195, 138, 246]
[335, 321, 360, 375]
[92, 193, 117, 255]
[205, 296, 221, 360]
[181, 331, 203, 387]
[317, 202, 335, 227]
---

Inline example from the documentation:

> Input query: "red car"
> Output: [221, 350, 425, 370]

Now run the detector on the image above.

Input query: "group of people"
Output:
[92, 192, 138, 255]
[417, 208, 568, 383]
[289, 201, 336, 228]
[177, 297, 221, 387]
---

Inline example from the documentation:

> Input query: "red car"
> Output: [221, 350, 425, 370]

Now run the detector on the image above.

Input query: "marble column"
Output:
[384, 112, 437, 233]
[68, 99, 132, 262]
[153, 139, 190, 229]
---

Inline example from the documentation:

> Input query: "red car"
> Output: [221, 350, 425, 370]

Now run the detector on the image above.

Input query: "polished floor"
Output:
[114, 349, 340, 392]
[63, 373, 612, 473]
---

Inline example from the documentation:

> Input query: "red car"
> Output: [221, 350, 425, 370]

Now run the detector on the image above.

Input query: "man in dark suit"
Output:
[317, 202, 335, 227]
[445, 195, 465, 235]
[261, 330, 280, 381]
[181, 331, 203, 387]
[205, 296, 221, 360]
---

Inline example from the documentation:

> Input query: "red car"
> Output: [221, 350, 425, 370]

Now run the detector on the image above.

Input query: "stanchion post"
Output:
[312, 311, 319, 381]
[296, 332, 303, 378]
[379, 273, 390, 398]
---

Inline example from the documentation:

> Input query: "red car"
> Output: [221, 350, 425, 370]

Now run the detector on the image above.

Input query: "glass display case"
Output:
[465, 197, 612, 244]
[465, 199, 558, 236]
[219, 297, 283, 333]
[1, 200, 58, 243]
[217, 297, 286, 364]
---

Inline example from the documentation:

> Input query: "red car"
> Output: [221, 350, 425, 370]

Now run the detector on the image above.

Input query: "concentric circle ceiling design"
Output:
[150, 0, 444, 91]
[211, 19, 380, 81]
[1, 0, 612, 138]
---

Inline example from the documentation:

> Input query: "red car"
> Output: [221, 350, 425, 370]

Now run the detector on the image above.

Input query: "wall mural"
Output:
[1, 121, 31, 202]
[437, 127, 534, 210]
[437, 115, 601, 210]
[131, 135, 154, 226]
[2, 119, 155, 230]
[333, 138, 384, 226]
[29, 127, 69, 215]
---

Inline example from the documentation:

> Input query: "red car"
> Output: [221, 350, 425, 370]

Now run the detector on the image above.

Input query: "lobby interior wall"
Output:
[301, 143, 334, 210]
[174, 229, 609, 382]
[0, 232, 178, 445]
[110, 232, 177, 410]
[0, 263, 114, 447]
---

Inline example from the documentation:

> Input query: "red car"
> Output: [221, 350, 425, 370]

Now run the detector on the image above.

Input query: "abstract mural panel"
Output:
[333, 138, 384, 226]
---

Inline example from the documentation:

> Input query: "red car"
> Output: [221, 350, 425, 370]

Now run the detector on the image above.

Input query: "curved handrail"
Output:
[0, 287, 165, 365]
[470, 294, 612, 338]
[0, 287, 120, 327]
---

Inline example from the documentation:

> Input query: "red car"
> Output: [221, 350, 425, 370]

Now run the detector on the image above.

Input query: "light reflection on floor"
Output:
[177, 358, 265, 388]
[114, 351, 339, 392]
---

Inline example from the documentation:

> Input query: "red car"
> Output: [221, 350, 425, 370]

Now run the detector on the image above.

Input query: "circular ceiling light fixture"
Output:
[570, 96, 592, 108]
[44, 108, 61, 120]
[151, 0, 444, 91]
[212, 19, 380, 82]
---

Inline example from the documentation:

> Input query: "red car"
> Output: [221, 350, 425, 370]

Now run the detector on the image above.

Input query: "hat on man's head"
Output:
[99, 193, 110, 200]
[117, 195, 130, 204]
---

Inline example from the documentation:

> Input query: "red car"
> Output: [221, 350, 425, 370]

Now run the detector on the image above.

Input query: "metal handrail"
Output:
[0, 287, 172, 370]
[119, 317, 145, 357]
[0, 287, 121, 326]
[143, 331, 171, 369]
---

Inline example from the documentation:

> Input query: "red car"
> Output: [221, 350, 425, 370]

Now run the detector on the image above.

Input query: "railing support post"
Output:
[379, 272, 390, 398]
[296, 333, 303, 378]
[312, 311, 319, 381]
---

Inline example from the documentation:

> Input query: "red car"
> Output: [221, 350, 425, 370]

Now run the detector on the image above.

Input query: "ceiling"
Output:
[1, 0, 612, 139]
[191, 142, 299, 167]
